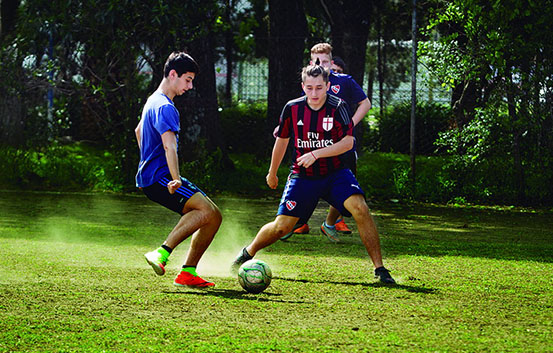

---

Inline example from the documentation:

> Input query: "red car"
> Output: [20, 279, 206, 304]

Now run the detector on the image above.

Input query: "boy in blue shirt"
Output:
[136, 52, 222, 288]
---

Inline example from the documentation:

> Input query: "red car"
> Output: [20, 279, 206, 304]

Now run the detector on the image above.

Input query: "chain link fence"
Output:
[216, 58, 451, 106]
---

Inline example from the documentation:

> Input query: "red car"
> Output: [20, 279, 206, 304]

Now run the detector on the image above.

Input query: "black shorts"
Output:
[142, 175, 206, 215]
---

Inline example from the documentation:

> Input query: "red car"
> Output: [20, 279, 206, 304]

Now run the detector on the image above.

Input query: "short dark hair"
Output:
[163, 52, 200, 78]
[301, 64, 329, 83]
[332, 56, 346, 73]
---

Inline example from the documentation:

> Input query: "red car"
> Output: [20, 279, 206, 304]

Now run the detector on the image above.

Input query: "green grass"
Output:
[1, 190, 552, 352]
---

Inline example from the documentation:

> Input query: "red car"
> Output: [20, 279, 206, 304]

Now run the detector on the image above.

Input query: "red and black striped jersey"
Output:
[275, 95, 353, 177]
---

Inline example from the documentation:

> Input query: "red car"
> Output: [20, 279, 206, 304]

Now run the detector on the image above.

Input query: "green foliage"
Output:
[371, 101, 452, 155]
[436, 107, 553, 205]
[0, 143, 124, 191]
[219, 101, 269, 155]
[356, 152, 455, 203]
[420, 0, 553, 206]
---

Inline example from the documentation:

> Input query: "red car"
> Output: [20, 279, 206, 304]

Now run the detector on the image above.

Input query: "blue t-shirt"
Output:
[328, 71, 367, 116]
[135, 92, 180, 188]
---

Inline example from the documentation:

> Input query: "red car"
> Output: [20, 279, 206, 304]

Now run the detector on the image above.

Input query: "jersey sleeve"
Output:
[336, 101, 354, 136]
[154, 104, 180, 135]
[347, 76, 368, 105]
[275, 103, 292, 138]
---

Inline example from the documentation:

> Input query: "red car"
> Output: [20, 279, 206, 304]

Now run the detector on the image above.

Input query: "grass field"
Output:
[0, 190, 552, 352]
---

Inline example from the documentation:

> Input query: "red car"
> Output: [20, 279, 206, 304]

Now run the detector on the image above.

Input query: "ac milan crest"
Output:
[322, 116, 333, 131]
[331, 85, 340, 94]
[285, 200, 297, 211]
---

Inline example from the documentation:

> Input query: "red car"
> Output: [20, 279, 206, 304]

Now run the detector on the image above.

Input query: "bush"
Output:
[375, 101, 452, 155]
[435, 107, 553, 205]
[0, 143, 125, 191]
[219, 102, 269, 156]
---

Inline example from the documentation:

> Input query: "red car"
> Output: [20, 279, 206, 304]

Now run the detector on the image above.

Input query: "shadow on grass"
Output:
[163, 288, 310, 304]
[274, 276, 437, 294]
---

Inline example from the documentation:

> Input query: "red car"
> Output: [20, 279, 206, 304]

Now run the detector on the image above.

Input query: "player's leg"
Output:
[343, 194, 383, 268]
[325, 169, 395, 283]
[323, 152, 356, 234]
[232, 215, 299, 273]
[342, 195, 394, 284]
[165, 192, 221, 251]
[143, 176, 220, 288]
[233, 176, 319, 273]
[172, 193, 221, 288]
[248, 215, 298, 255]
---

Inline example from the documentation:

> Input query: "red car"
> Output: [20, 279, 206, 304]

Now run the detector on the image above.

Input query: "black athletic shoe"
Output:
[231, 247, 253, 275]
[375, 267, 396, 284]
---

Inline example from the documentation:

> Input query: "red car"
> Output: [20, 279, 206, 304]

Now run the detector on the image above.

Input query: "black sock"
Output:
[243, 248, 253, 260]
[161, 244, 173, 254]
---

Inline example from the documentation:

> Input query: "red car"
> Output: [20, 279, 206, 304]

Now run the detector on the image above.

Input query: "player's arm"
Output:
[351, 98, 371, 126]
[266, 137, 289, 189]
[161, 130, 182, 194]
[297, 135, 354, 168]
[135, 119, 143, 149]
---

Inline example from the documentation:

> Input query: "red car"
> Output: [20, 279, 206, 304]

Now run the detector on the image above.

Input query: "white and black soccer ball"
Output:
[237, 259, 272, 294]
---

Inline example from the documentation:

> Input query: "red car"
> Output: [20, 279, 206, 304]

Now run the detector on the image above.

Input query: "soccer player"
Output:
[232, 64, 395, 284]
[331, 56, 346, 74]
[136, 52, 222, 288]
[282, 43, 371, 242]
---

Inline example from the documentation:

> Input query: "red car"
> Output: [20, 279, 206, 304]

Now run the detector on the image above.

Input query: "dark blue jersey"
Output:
[328, 71, 367, 116]
[276, 95, 353, 178]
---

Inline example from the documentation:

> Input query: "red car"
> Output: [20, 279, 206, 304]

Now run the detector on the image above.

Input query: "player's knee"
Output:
[348, 200, 369, 218]
[206, 204, 222, 226]
[194, 201, 222, 226]
[272, 221, 293, 237]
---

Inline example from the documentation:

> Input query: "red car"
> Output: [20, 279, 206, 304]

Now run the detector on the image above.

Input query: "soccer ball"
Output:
[237, 259, 272, 294]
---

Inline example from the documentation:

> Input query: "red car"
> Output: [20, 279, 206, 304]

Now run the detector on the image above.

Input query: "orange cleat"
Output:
[293, 223, 310, 234]
[173, 271, 215, 288]
[335, 218, 352, 234]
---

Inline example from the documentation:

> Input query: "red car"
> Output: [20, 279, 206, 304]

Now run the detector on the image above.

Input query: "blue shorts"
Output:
[142, 174, 206, 215]
[277, 168, 365, 223]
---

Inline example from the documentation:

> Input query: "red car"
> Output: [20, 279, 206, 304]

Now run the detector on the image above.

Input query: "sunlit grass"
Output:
[1, 191, 552, 352]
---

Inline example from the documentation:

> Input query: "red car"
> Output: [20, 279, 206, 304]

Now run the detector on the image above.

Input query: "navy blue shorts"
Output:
[142, 175, 206, 215]
[277, 168, 365, 223]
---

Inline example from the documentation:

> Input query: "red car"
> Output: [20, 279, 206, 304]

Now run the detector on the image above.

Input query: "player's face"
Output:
[331, 63, 343, 74]
[310, 53, 332, 69]
[302, 75, 329, 110]
[174, 71, 195, 96]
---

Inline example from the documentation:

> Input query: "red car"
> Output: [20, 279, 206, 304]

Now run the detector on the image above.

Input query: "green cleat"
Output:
[144, 249, 168, 276]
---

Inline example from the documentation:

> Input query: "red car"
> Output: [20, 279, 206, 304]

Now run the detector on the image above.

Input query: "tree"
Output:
[0, 0, 231, 186]
[316, 1, 372, 87]
[424, 0, 553, 204]
[266, 0, 308, 136]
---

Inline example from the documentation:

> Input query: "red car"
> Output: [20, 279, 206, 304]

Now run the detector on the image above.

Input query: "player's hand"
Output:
[297, 151, 317, 168]
[167, 179, 182, 194]
[266, 173, 278, 189]
[272, 125, 279, 138]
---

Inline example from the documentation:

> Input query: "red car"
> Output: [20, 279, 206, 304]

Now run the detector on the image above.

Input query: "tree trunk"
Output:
[506, 74, 525, 205]
[0, 0, 20, 40]
[175, 32, 233, 168]
[321, 0, 371, 87]
[267, 0, 307, 140]
[223, 0, 234, 105]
